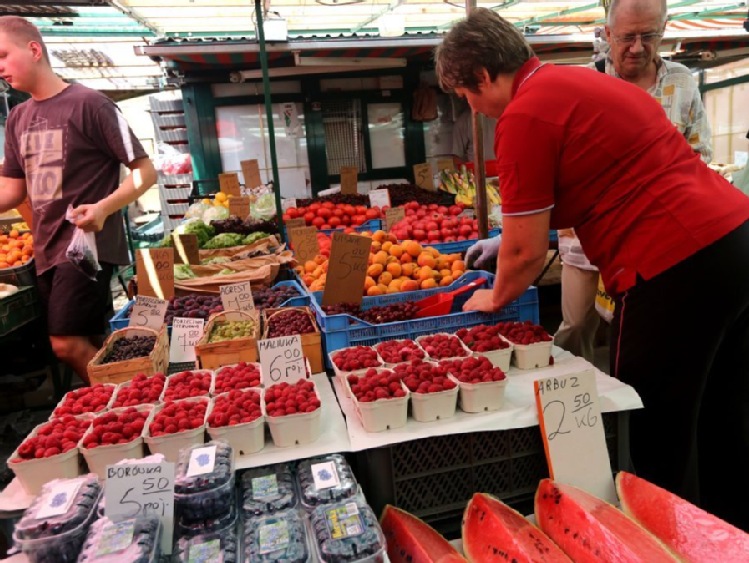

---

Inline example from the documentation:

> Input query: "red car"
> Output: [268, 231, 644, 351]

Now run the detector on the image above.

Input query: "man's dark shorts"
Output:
[37, 262, 115, 336]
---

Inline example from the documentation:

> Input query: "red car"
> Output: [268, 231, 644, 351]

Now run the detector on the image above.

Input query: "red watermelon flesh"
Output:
[462, 492, 572, 562]
[381, 505, 467, 563]
[617, 471, 749, 562]
[535, 478, 679, 563]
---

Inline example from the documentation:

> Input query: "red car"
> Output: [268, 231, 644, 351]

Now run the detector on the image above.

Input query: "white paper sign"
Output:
[220, 281, 255, 312]
[169, 317, 205, 364]
[368, 189, 390, 209]
[282, 198, 297, 211]
[534, 369, 616, 503]
[105, 462, 175, 554]
[128, 295, 168, 330]
[186, 445, 217, 477]
[36, 477, 86, 519]
[258, 335, 306, 385]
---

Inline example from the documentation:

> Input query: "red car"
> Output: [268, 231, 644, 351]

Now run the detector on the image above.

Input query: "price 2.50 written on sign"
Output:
[169, 317, 205, 364]
[128, 295, 168, 330]
[220, 281, 255, 312]
[258, 334, 307, 385]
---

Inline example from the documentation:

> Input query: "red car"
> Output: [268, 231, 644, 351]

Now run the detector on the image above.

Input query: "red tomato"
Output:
[322, 201, 335, 209]
[333, 208, 344, 218]
[317, 208, 332, 220]
[312, 216, 325, 228]
[320, 224, 331, 230]
[304, 212, 315, 224]
[286, 208, 299, 219]
[344, 205, 356, 217]
[365, 208, 379, 220]
[340, 215, 351, 226]
[309, 203, 321, 212]
[328, 216, 342, 227]
[355, 205, 367, 215]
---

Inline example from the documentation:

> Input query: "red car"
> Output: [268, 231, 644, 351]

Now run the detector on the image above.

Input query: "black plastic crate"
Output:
[354, 411, 629, 536]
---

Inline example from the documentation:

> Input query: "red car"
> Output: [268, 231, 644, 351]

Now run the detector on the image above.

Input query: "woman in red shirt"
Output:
[437, 8, 749, 530]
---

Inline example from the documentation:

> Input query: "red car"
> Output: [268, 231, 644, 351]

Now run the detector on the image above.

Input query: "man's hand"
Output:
[463, 289, 497, 312]
[70, 203, 106, 232]
[465, 235, 502, 271]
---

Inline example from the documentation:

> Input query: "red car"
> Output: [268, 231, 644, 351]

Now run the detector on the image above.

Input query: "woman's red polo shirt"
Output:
[495, 57, 749, 295]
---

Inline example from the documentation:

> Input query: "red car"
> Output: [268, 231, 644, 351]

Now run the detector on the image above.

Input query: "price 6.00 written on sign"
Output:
[258, 335, 307, 385]
[220, 281, 255, 312]
[169, 317, 205, 364]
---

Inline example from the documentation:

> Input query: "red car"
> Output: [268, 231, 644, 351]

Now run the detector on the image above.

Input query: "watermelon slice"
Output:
[462, 492, 572, 562]
[535, 478, 679, 562]
[617, 471, 749, 562]
[381, 505, 467, 562]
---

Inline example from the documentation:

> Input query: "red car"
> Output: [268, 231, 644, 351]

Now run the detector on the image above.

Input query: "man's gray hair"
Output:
[608, 0, 668, 27]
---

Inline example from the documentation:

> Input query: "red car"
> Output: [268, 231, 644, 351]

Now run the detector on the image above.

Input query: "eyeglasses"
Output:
[612, 32, 663, 45]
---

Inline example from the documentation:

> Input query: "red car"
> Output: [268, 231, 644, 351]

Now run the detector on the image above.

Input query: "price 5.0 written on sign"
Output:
[128, 295, 168, 330]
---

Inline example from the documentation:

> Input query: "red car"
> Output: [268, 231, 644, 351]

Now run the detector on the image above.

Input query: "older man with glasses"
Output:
[555, 0, 713, 365]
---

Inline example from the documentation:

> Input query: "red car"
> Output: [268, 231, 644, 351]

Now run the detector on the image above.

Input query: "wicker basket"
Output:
[195, 310, 260, 369]
[261, 306, 323, 374]
[87, 326, 169, 385]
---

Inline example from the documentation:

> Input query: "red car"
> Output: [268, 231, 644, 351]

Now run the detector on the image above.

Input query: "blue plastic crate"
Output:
[426, 227, 502, 255]
[319, 285, 539, 367]
[283, 219, 381, 241]
[310, 271, 495, 332]
[109, 279, 309, 332]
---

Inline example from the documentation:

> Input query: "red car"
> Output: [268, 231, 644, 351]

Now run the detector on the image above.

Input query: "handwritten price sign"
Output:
[368, 189, 391, 209]
[136, 248, 174, 300]
[218, 173, 241, 197]
[384, 207, 405, 231]
[128, 295, 168, 330]
[220, 281, 255, 312]
[288, 226, 320, 263]
[258, 335, 307, 385]
[169, 317, 205, 364]
[340, 166, 358, 195]
[322, 232, 372, 307]
[413, 162, 434, 191]
[534, 369, 616, 503]
[105, 462, 175, 554]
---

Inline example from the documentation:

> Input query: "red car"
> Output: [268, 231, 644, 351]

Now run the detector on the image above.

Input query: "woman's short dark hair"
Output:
[435, 8, 534, 93]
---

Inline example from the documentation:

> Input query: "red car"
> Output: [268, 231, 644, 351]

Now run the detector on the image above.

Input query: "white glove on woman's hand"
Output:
[465, 235, 501, 271]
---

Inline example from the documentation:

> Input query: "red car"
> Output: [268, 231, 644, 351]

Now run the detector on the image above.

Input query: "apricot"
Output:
[417, 253, 436, 269]
[372, 230, 387, 243]
[364, 276, 376, 290]
[386, 262, 402, 278]
[440, 275, 454, 286]
[372, 251, 388, 266]
[367, 285, 384, 296]
[403, 240, 422, 257]
[401, 263, 416, 277]
[381, 241, 393, 253]
[304, 260, 317, 273]
[452, 260, 466, 272]
[378, 271, 393, 286]
[401, 279, 420, 292]
[400, 252, 413, 264]
[367, 263, 384, 277]
[389, 244, 404, 258]
[421, 278, 438, 289]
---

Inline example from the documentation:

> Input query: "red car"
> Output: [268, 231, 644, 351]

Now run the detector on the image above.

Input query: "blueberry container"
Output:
[177, 501, 238, 539]
[243, 509, 310, 562]
[309, 500, 386, 562]
[174, 441, 236, 523]
[12, 475, 101, 563]
[77, 516, 161, 563]
[174, 513, 239, 563]
[240, 463, 298, 517]
[297, 454, 358, 509]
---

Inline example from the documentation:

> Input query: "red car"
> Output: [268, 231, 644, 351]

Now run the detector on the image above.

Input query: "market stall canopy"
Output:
[7, 0, 749, 90]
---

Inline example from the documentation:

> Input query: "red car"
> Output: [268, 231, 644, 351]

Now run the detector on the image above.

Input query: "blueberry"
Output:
[175, 441, 236, 523]
[240, 463, 297, 516]
[174, 525, 238, 563]
[310, 501, 385, 563]
[243, 510, 308, 562]
[78, 516, 161, 562]
[177, 502, 238, 538]
[297, 454, 358, 508]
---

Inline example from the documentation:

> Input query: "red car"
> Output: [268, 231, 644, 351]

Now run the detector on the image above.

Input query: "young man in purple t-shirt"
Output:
[0, 17, 156, 384]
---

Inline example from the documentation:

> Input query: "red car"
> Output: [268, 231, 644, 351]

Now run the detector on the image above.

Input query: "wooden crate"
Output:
[196, 310, 260, 369]
[262, 306, 323, 374]
[88, 326, 169, 385]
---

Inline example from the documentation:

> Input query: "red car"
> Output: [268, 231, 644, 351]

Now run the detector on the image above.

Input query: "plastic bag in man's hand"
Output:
[65, 205, 101, 279]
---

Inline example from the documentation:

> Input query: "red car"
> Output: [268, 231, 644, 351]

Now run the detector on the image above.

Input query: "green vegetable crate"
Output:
[0, 286, 41, 338]
[196, 310, 260, 369]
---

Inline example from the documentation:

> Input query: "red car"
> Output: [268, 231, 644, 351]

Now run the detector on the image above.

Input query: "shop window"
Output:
[215, 103, 310, 198]
[321, 100, 366, 174]
[367, 102, 405, 169]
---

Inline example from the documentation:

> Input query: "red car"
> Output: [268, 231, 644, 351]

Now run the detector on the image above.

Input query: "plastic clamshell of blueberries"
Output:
[174, 441, 235, 523]
[240, 463, 299, 517]
[309, 499, 386, 563]
[176, 501, 238, 541]
[174, 518, 239, 563]
[297, 454, 359, 510]
[243, 508, 311, 562]
[12, 474, 101, 562]
[77, 516, 162, 563]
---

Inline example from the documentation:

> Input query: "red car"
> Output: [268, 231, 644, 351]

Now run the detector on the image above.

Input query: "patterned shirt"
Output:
[560, 57, 713, 271]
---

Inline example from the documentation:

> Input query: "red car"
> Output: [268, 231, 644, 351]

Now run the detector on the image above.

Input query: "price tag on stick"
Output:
[218, 173, 241, 197]
[413, 162, 434, 191]
[384, 207, 405, 231]
[340, 166, 358, 195]
[322, 232, 372, 307]
[258, 335, 307, 385]
[128, 295, 168, 330]
[172, 234, 200, 265]
[285, 217, 306, 231]
[136, 248, 174, 300]
[534, 369, 617, 503]
[368, 189, 391, 209]
[169, 317, 205, 364]
[240, 159, 262, 189]
[105, 462, 175, 555]
[229, 196, 251, 219]
[220, 281, 255, 312]
[288, 226, 320, 263]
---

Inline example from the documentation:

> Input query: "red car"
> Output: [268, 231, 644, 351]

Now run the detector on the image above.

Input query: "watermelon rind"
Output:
[462, 492, 572, 562]
[535, 478, 679, 563]
[381, 504, 467, 563]
[616, 471, 749, 562]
